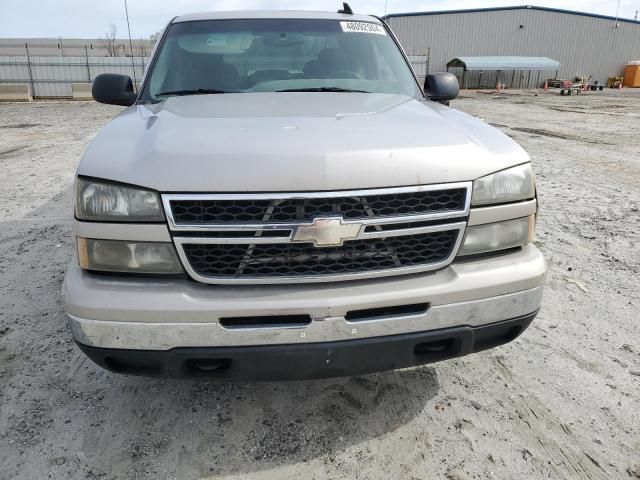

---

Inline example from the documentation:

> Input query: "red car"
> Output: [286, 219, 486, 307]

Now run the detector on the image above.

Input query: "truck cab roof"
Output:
[173, 10, 382, 24]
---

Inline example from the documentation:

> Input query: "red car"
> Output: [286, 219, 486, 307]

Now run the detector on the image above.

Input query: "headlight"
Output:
[77, 238, 183, 274]
[458, 216, 535, 256]
[75, 178, 164, 222]
[472, 164, 535, 206]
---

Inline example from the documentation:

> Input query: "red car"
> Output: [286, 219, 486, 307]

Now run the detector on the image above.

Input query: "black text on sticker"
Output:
[340, 22, 386, 35]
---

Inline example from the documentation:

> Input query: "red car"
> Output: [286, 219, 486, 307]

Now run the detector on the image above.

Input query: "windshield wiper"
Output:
[276, 87, 371, 93]
[155, 88, 232, 98]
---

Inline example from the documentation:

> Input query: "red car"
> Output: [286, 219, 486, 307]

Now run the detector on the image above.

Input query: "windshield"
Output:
[140, 18, 421, 101]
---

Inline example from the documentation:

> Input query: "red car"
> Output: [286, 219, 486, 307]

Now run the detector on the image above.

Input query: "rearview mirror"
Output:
[92, 74, 136, 106]
[424, 72, 459, 105]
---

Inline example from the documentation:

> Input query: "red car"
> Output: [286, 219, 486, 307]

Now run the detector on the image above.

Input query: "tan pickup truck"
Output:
[63, 7, 545, 380]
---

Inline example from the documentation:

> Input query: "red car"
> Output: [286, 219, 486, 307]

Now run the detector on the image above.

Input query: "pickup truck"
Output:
[63, 7, 546, 380]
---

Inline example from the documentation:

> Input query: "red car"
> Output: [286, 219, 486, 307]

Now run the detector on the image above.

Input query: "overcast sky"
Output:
[1, 0, 638, 38]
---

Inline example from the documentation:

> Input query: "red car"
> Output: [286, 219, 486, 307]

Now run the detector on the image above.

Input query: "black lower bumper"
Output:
[77, 312, 537, 380]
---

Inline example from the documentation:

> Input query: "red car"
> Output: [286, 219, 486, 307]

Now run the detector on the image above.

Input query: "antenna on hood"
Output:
[338, 3, 353, 14]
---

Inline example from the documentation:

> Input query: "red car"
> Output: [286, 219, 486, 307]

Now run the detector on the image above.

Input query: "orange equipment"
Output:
[623, 61, 640, 87]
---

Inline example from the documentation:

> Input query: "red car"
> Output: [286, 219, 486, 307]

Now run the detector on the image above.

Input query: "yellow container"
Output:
[623, 62, 640, 87]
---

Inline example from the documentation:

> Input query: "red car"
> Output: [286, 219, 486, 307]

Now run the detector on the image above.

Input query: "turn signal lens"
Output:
[458, 216, 535, 256]
[77, 238, 183, 274]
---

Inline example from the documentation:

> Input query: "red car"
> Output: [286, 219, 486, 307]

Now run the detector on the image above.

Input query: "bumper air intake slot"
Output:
[103, 356, 162, 376]
[473, 322, 526, 352]
[219, 314, 312, 329]
[346, 303, 429, 322]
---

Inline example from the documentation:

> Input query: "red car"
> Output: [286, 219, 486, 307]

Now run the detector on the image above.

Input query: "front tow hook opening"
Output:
[184, 358, 232, 375]
[413, 338, 462, 361]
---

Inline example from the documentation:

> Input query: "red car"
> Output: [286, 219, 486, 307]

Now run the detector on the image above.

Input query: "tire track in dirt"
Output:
[490, 355, 609, 480]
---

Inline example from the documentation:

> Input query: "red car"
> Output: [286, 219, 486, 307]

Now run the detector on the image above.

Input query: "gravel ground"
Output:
[0, 90, 639, 480]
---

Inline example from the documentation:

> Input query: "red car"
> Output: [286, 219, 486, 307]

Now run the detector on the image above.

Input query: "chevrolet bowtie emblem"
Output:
[293, 217, 363, 247]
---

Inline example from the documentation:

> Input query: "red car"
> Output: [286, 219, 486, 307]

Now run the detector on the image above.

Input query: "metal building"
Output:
[384, 5, 640, 86]
[446, 56, 561, 89]
[0, 38, 155, 57]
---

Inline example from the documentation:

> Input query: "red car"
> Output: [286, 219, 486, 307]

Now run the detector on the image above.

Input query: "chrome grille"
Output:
[169, 188, 467, 225]
[183, 230, 459, 278]
[163, 183, 471, 284]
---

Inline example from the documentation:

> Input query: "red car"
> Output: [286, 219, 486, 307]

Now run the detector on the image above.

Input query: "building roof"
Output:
[446, 56, 561, 71]
[174, 10, 381, 23]
[383, 5, 640, 26]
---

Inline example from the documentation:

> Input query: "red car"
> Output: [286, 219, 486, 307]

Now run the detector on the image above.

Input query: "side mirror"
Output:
[92, 74, 136, 106]
[424, 72, 459, 105]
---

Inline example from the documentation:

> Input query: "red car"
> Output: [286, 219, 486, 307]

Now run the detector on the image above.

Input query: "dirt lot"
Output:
[1, 89, 639, 480]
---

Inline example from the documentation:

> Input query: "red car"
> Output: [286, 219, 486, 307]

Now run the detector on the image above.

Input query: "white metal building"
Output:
[384, 5, 640, 86]
[0, 38, 155, 57]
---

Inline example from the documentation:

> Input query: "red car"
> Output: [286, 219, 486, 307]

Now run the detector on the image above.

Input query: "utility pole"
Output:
[426, 47, 431, 75]
[84, 45, 91, 82]
[25, 43, 35, 98]
[124, 0, 137, 90]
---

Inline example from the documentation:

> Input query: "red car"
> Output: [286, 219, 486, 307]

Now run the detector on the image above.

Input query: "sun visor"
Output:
[177, 32, 254, 54]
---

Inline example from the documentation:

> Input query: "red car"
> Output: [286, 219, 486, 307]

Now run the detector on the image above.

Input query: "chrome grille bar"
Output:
[162, 182, 472, 232]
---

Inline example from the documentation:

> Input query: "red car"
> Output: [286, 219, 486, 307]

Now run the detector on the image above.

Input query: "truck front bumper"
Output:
[76, 313, 537, 380]
[63, 245, 545, 378]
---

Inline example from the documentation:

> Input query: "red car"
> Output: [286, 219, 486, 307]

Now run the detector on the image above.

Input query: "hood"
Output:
[78, 92, 529, 192]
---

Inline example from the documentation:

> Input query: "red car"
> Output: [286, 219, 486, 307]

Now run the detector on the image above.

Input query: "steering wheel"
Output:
[326, 71, 364, 80]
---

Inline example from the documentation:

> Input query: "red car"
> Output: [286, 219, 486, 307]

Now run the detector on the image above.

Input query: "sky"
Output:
[0, 0, 638, 38]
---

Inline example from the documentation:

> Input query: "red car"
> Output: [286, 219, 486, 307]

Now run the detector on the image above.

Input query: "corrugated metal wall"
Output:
[387, 8, 640, 85]
[0, 56, 148, 97]
[0, 38, 155, 57]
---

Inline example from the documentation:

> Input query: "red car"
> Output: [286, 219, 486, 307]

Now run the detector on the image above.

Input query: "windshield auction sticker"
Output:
[340, 22, 387, 35]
